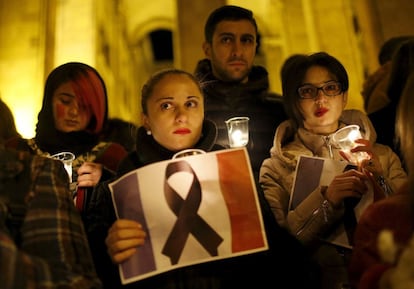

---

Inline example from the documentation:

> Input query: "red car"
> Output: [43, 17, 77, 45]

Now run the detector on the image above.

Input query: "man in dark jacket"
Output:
[194, 5, 287, 180]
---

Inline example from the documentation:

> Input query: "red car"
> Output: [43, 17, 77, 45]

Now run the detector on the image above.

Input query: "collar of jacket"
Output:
[194, 58, 272, 99]
[269, 109, 377, 160]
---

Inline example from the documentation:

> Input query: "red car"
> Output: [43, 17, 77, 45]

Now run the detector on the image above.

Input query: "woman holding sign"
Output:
[84, 68, 320, 289]
[259, 52, 407, 289]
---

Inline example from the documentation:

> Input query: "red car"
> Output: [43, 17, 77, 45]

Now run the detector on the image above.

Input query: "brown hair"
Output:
[141, 68, 203, 115]
[281, 52, 349, 127]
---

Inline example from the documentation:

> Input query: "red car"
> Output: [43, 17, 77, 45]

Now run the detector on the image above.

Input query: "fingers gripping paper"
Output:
[289, 156, 376, 248]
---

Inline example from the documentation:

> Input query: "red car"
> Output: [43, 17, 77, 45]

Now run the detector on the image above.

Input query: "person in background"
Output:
[0, 98, 21, 142]
[259, 52, 407, 289]
[368, 37, 414, 165]
[348, 57, 414, 289]
[100, 117, 138, 152]
[0, 144, 102, 288]
[362, 36, 412, 115]
[84, 68, 320, 289]
[194, 5, 287, 180]
[5, 62, 128, 211]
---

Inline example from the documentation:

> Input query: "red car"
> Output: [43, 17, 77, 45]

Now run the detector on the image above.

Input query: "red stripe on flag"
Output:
[216, 150, 265, 252]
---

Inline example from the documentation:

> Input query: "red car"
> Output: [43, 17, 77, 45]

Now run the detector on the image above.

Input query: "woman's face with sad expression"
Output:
[52, 82, 91, 133]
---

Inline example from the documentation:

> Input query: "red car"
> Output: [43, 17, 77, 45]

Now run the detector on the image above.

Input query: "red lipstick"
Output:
[315, 107, 328, 117]
[174, 128, 191, 134]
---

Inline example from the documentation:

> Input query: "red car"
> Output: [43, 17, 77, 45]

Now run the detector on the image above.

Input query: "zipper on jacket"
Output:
[295, 200, 330, 237]
[323, 135, 334, 159]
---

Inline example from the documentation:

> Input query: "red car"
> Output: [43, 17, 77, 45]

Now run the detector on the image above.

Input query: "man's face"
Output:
[203, 20, 257, 83]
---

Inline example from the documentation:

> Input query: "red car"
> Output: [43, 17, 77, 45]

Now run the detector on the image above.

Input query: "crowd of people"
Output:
[1, 4, 413, 289]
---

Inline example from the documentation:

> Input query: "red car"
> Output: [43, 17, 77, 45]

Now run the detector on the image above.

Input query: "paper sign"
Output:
[109, 148, 268, 284]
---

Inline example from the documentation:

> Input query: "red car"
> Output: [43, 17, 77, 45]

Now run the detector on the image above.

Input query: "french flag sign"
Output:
[109, 147, 268, 284]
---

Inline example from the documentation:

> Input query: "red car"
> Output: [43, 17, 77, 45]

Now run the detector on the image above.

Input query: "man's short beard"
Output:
[212, 67, 250, 83]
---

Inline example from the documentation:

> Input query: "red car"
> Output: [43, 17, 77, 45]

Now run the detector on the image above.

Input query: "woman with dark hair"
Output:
[0, 98, 20, 142]
[260, 52, 407, 289]
[5, 62, 128, 210]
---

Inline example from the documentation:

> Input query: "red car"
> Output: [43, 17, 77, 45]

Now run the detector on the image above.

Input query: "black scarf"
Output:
[116, 119, 221, 176]
[35, 126, 98, 156]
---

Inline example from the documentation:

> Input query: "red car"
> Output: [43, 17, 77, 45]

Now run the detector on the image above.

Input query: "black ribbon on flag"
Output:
[162, 160, 223, 265]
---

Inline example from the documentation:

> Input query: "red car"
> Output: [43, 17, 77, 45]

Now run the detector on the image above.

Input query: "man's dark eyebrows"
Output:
[217, 32, 235, 38]
[241, 33, 255, 39]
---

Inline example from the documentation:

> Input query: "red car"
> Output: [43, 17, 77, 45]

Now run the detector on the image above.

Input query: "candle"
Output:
[225, 117, 249, 148]
[332, 125, 369, 164]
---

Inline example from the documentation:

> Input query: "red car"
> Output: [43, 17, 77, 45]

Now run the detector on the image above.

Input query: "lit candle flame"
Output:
[225, 116, 249, 148]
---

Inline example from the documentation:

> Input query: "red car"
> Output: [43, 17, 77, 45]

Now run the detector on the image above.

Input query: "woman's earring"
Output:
[146, 130, 152, 135]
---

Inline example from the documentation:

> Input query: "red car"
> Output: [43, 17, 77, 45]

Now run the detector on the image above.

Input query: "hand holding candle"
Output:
[51, 151, 75, 182]
[332, 125, 370, 165]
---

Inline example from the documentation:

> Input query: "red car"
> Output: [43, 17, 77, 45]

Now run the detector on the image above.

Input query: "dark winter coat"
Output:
[194, 59, 288, 180]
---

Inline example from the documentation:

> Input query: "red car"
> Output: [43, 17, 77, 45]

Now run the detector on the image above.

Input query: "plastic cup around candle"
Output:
[172, 149, 206, 159]
[225, 117, 250, 148]
[332, 125, 369, 164]
[51, 152, 75, 182]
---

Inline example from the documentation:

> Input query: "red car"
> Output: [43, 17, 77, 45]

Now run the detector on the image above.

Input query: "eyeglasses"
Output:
[297, 81, 342, 99]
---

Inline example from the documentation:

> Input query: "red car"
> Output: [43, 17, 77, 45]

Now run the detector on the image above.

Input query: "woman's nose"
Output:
[175, 108, 188, 123]
[314, 89, 328, 102]
[68, 102, 79, 116]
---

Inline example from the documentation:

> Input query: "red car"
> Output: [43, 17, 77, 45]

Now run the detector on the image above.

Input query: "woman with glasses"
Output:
[260, 52, 407, 289]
